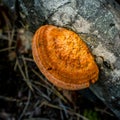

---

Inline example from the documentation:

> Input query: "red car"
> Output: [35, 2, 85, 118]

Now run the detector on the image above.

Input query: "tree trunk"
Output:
[3, 0, 120, 118]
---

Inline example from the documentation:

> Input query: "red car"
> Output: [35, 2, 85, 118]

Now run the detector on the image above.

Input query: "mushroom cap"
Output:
[32, 25, 99, 90]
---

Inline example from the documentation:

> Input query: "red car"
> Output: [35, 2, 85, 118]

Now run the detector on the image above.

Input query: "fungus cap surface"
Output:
[32, 25, 99, 90]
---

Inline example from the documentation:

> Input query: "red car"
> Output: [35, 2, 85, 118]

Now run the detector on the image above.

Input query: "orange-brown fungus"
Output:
[32, 25, 99, 90]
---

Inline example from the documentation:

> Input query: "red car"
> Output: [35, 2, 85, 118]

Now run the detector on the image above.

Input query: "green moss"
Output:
[83, 109, 101, 120]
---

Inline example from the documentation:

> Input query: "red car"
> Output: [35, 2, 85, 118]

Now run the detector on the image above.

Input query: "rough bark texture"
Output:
[3, 0, 120, 118]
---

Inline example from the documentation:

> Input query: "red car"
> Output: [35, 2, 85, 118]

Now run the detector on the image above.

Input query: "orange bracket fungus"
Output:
[32, 25, 99, 90]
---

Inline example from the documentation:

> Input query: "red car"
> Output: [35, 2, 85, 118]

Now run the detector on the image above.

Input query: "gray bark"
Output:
[3, 0, 120, 118]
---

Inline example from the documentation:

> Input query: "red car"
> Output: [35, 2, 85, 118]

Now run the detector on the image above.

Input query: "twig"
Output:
[95, 107, 114, 116]
[16, 58, 33, 91]
[0, 46, 15, 52]
[20, 57, 34, 62]
[32, 68, 52, 87]
[22, 56, 30, 83]
[18, 90, 31, 120]
[0, 95, 20, 102]
[58, 99, 68, 119]
[67, 109, 89, 120]
[40, 101, 88, 120]
[8, 29, 15, 52]
[32, 84, 51, 101]
[32, 69, 67, 103]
